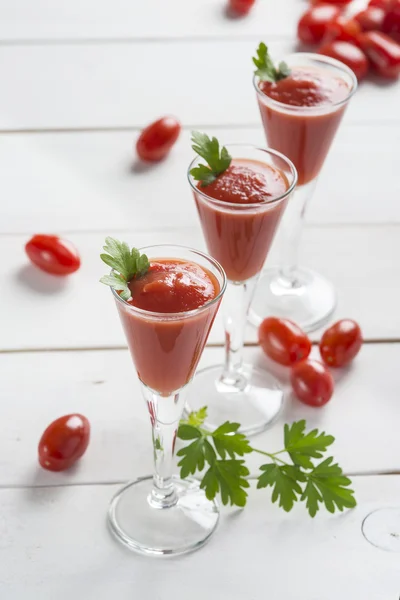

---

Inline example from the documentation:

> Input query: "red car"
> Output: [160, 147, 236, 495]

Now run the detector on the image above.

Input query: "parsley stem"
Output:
[251, 448, 288, 466]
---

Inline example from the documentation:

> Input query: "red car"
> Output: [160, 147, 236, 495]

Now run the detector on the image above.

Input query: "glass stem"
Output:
[141, 383, 187, 509]
[277, 179, 318, 286]
[220, 277, 258, 386]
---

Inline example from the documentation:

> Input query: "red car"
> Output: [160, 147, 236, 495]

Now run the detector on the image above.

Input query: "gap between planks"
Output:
[0, 470, 398, 492]
[0, 120, 397, 135]
[0, 338, 399, 356]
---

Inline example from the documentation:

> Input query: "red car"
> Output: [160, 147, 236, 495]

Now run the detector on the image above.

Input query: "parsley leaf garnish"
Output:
[99, 236, 150, 301]
[253, 42, 291, 83]
[177, 409, 357, 517]
[190, 131, 232, 187]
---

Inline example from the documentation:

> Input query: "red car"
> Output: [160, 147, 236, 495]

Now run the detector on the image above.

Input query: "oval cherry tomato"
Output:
[228, 0, 255, 16]
[358, 31, 400, 77]
[297, 5, 341, 44]
[319, 319, 363, 367]
[319, 41, 369, 80]
[382, 1, 400, 42]
[38, 414, 90, 472]
[324, 16, 362, 45]
[354, 7, 386, 31]
[136, 116, 181, 162]
[369, 0, 392, 7]
[25, 234, 81, 276]
[259, 317, 311, 366]
[291, 360, 334, 407]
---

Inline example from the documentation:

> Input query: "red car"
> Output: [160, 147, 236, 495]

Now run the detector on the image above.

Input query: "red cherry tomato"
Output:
[38, 414, 90, 472]
[319, 41, 369, 80]
[297, 5, 341, 44]
[369, 0, 392, 7]
[228, 0, 255, 16]
[358, 31, 400, 77]
[382, 1, 400, 42]
[258, 317, 311, 366]
[291, 360, 334, 407]
[354, 7, 386, 31]
[136, 116, 181, 162]
[324, 16, 362, 45]
[319, 319, 363, 367]
[25, 234, 81, 276]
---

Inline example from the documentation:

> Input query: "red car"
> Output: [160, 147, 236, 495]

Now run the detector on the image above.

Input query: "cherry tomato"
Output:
[25, 234, 81, 276]
[382, 1, 400, 42]
[38, 414, 90, 472]
[319, 41, 369, 80]
[136, 116, 181, 162]
[319, 319, 363, 367]
[354, 7, 386, 31]
[358, 31, 400, 77]
[324, 16, 362, 45]
[369, 0, 392, 7]
[258, 317, 311, 366]
[228, 0, 255, 16]
[297, 5, 341, 44]
[291, 360, 334, 407]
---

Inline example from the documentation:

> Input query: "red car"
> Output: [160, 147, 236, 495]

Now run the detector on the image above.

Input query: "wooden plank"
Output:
[0, 0, 304, 41]
[0, 40, 397, 131]
[0, 476, 398, 599]
[0, 344, 399, 488]
[1, 125, 399, 235]
[0, 225, 398, 352]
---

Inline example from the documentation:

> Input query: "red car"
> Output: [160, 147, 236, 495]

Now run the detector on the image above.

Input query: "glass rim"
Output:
[187, 144, 298, 209]
[253, 52, 358, 113]
[111, 243, 227, 319]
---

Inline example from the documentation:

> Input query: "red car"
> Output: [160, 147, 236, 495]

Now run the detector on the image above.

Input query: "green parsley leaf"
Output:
[201, 460, 250, 507]
[211, 422, 252, 459]
[190, 131, 232, 187]
[253, 42, 291, 83]
[176, 435, 216, 478]
[284, 420, 335, 470]
[257, 463, 306, 512]
[301, 457, 356, 517]
[100, 236, 150, 300]
[185, 407, 208, 427]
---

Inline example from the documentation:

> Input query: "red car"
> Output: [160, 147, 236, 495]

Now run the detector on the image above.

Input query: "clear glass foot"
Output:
[185, 363, 284, 436]
[249, 266, 337, 333]
[362, 507, 400, 552]
[108, 475, 219, 556]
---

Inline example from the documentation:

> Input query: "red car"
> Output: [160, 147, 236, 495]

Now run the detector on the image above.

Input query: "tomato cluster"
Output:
[298, 0, 400, 80]
[259, 317, 362, 407]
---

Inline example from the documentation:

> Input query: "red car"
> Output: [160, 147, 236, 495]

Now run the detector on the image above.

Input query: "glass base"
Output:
[185, 363, 284, 436]
[362, 508, 400, 552]
[249, 266, 337, 333]
[108, 475, 219, 556]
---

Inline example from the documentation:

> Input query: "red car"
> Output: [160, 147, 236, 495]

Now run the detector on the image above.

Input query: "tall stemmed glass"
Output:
[250, 54, 357, 332]
[108, 245, 226, 556]
[186, 146, 297, 435]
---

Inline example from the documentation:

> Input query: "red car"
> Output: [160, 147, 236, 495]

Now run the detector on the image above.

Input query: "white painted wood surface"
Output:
[0, 476, 399, 599]
[1, 225, 398, 351]
[1, 125, 399, 235]
[0, 345, 399, 490]
[1, 0, 399, 589]
[1, 41, 399, 132]
[0, 0, 305, 40]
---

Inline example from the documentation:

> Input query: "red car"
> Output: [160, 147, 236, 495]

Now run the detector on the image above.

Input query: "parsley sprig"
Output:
[253, 42, 291, 83]
[177, 409, 356, 517]
[100, 237, 150, 301]
[190, 131, 232, 187]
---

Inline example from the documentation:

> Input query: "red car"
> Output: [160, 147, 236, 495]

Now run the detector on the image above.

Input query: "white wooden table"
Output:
[0, 1, 399, 597]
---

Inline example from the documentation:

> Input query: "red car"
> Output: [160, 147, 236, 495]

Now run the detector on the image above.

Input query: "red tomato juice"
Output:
[115, 259, 221, 395]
